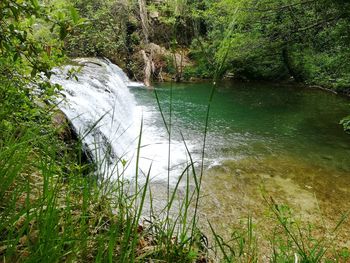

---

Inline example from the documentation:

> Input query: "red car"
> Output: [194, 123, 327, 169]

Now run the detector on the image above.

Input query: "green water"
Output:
[131, 81, 350, 174]
[131, 81, 350, 240]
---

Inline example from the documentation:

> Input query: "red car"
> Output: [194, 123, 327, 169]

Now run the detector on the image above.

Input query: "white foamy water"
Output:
[51, 58, 189, 183]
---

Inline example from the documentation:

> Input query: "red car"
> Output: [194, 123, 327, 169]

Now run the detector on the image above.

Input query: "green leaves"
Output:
[13, 52, 19, 62]
[69, 6, 79, 24]
[30, 0, 40, 10]
[65, 0, 129, 58]
[0, 0, 82, 149]
[340, 115, 350, 133]
[1, 0, 82, 84]
[59, 24, 68, 40]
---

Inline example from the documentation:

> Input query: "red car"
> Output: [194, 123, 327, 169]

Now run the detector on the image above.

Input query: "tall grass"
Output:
[0, 92, 209, 262]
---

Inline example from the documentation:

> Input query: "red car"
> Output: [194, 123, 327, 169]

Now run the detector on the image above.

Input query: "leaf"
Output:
[30, 0, 40, 9]
[69, 6, 79, 24]
[31, 68, 37, 78]
[10, 6, 19, 20]
[59, 25, 68, 40]
[13, 52, 19, 62]
[9, 24, 15, 32]
[78, 18, 87, 25]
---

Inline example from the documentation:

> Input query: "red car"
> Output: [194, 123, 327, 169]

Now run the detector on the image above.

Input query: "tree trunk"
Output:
[141, 50, 152, 87]
[125, 20, 136, 78]
[282, 45, 303, 82]
[138, 0, 153, 86]
[138, 0, 150, 43]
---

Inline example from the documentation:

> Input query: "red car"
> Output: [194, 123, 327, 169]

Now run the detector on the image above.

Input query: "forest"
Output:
[1, 0, 350, 262]
[63, 0, 350, 90]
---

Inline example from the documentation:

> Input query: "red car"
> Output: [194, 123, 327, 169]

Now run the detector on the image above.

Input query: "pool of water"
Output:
[131, 81, 350, 173]
[130, 81, 350, 245]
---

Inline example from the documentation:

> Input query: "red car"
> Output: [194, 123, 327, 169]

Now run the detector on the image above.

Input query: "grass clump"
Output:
[0, 124, 208, 262]
[206, 195, 349, 263]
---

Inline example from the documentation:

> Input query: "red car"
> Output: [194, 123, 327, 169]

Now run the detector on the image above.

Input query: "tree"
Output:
[66, 0, 138, 69]
[188, 0, 350, 88]
[0, 0, 78, 133]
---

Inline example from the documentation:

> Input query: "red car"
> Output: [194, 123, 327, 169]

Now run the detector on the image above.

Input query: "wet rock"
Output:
[134, 42, 193, 84]
[52, 109, 72, 141]
[51, 109, 94, 168]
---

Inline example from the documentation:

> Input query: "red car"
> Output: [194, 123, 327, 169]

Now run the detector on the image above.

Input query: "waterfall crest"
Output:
[51, 58, 147, 179]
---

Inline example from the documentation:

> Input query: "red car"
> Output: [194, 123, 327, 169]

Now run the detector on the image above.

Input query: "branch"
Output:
[293, 15, 342, 34]
[242, 0, 316, 13]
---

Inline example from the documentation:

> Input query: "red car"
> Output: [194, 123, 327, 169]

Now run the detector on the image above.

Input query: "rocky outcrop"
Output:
[137, 43, 192, 86]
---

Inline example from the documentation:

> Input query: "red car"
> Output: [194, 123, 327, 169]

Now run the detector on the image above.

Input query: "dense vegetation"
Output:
[0, 0, 350, 262]
[190, 0, 350, 88]
[63, 0, 350, 93]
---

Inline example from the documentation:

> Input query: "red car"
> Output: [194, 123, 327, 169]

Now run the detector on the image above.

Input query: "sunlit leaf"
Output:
[69, 6, 79, 24]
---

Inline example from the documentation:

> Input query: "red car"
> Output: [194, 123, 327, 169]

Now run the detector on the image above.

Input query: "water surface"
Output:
[130, 81, 350, 245]
[131, 81, 350, 173]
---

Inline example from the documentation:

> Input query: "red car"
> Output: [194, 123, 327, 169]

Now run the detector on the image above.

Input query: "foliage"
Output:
[209, 216, 258, 262]
[65, 0, 139, 69]
[60, 0, 350, 96]
[147, 0, 201, 47]
[0, 0, 79, 77]
[0, 1, 209, 261]
[181, 0, 350, 88]
[340, 115, 350, 133]
[60, 0, 350, 92]
[0, 0, 82, 136]
[1, 0, 350, 261]
[0, 120, 209, 262]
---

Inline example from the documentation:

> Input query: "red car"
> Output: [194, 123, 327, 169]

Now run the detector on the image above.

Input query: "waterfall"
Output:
[51, 58, 187, 182]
